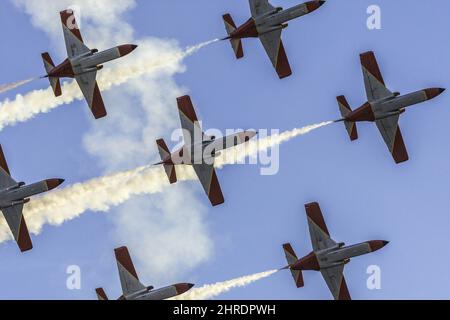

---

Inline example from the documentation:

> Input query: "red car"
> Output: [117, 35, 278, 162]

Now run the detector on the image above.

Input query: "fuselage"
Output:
[229, 1, 324, 39]
[345, 88, 445, 122]
[257, 2, 316, 26]
[48, 44, 137, 78]
[122, 283, 193, 301]
[164, 131, 257, 165]
[291, 240, 388, 271]
[0, 179, 64, 209]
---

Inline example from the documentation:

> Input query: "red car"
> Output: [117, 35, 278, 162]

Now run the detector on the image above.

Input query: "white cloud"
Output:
[113, 189, 213, 282]
[9, 0, 334, 293]
[13, 0, 135, 47]
[12, 0, 213, 283]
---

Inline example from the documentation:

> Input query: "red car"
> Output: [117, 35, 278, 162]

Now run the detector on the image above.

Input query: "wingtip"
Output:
[305, 201, 320, 209]
[19, 244, 33, 253]
[360, 50, 375, 57]
[176, 95, 191, 103]
[211, 198, 225, 207]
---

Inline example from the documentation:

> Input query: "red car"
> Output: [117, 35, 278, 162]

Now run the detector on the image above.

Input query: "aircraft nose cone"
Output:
[46, 179, 65, 191]
[175, 283, 195, 294]
[368, 240, 389, 252]
[425, 88, 446, 100]
[118, 44, 138, 57]
[241, 131, 257, 143]
[306, 0, 326, 12]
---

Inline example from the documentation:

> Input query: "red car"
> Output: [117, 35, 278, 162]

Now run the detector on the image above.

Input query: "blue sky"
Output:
[1, 0, 450, 300]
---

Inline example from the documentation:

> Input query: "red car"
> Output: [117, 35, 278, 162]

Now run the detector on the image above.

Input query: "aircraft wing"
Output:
[375, 114, 409, 164]
[115, 247, 147, 297]
[60, 10, 90, 58]
[249, 0, 275, 18]
[177, 96, 211, 146]
[192, 162, 225, 207]
[0, 145, 16, 189]
[0, 145, 32, 252]
[360, 51, 393, 102]
[75, 71, 108, 119]
[176, 96, 224, 206]
[1, 204, 33, 252]
[320, 264, 351, 300]
[259, 29, 292, 79]
[305, 202, 336, 251]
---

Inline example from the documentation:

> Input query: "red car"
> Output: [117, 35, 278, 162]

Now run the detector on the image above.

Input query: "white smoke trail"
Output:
[0, 39, 218, 131]
[0, 164, 200, 241]
[0, 121, 333, 243]
[11, 0, 215, 286]
[171, 270, 279, 300]
[0, 78, 37, 94]
[217, 121, 334, 167]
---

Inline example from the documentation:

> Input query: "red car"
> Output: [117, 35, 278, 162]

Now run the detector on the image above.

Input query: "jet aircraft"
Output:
[155, 95, 257, 207]
[96, 246, 194, 300]
[282, 202, 389, 300]
[0, 145, 64, 252]
[41, 9, 138, 119]
[337, 51, 445, 164]
[222, 0, 326, 79]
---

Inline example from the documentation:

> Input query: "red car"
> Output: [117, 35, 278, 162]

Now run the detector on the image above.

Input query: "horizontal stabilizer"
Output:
[41, 52, 55, 73]
[156, 139, 177, 184]
[41, 52, 62, 97]
[230, 39, 244, 59]
[337, 95, 358, 141]
[283, 243, 304, 288]
[223, 14, 243, 59]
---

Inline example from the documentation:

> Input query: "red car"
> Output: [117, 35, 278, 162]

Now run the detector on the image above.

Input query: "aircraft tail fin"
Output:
[282, 243, 304, 288]
[156, 139, 177, 184]
[222, 14, 243, 59]
[41, 52, 62, 97]
[95, 288, 109, 300]
[337, 95, 358, 141]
